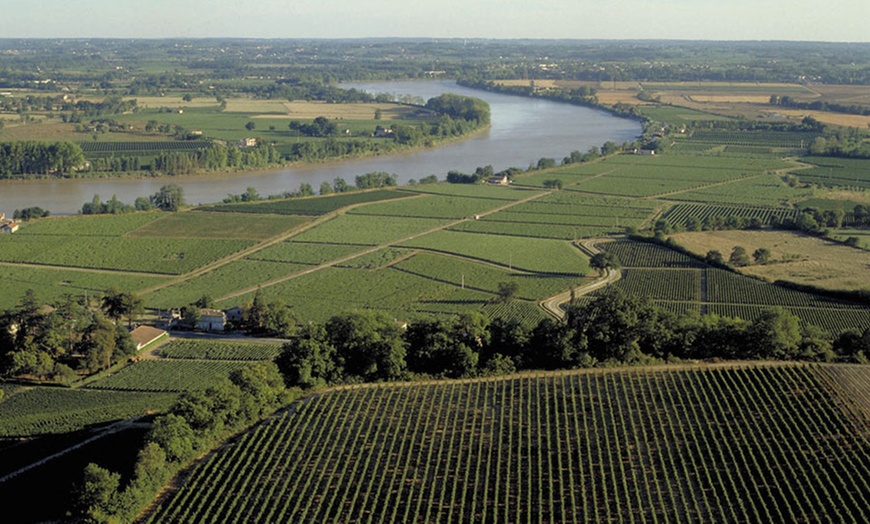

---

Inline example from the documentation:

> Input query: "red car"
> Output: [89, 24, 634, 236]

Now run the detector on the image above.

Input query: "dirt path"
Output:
[539, 238, 622, 319]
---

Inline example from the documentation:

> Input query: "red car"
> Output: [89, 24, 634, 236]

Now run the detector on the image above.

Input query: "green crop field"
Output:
[562, 155, 790, 198]
[793, 157, 870, 190]
[0, 264, 169, 310]
[672, 173, 814, 206]
[143, 364, 870, 523]
[334, 247, 414, 269]
[602, 268, 702, 302]
[216, 266, 455, 322]
[143, 259, 310, 309]
[0, 388, 176, 437]
[157, 339, 282, 361]
[348, 194, 507, 219]
[13, 212, 163, 237]
[406, 184, 540, 201]
[292, 215, 451, 245]
[245, 241, 365, 265]
[594, 239, 870, 334]
[0, 235, 254, 275]
[200, 190, 412, 216]
[127, 212, 310, 240]
[393, 251, 590, 301]
[400, 230, 590, 275]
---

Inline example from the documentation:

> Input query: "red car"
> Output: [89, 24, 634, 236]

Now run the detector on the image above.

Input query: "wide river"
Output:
[0, 81, 641, 215]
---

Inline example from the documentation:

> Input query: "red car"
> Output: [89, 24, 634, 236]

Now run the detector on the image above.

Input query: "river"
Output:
[0, 81, 641, 215]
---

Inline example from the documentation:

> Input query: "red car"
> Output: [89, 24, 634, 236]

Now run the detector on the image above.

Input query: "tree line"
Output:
[0, 141, 86, 178]
[73, 360, 294, 523]
[276, 290, 870, 390]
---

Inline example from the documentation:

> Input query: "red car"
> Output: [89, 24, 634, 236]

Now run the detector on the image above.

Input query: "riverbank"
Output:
[0, 80, 641, 214]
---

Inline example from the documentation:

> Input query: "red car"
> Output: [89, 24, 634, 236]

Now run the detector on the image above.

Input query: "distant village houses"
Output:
[237, 137, 258, 148]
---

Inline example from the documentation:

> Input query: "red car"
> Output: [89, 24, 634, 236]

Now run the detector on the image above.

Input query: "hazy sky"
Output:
[1, 0, 867, 42]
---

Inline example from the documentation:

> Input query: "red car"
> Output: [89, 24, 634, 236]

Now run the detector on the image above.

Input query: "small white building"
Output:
[487, 175, 510, 186]
[197, 309, 227, 332]
[0, 220, 19, 234]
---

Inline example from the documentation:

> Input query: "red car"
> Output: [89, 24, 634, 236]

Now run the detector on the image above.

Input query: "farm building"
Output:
[198, 309, 227, 332]
[1, 220, 19, 233]
[130, 326, 168, 351]
[487, 175, 510, 186]
[237, 138, 258, 148]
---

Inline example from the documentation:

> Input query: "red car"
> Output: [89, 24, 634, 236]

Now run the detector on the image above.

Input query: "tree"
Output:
[543, 179, 563, 189]
[326, 311, 406, 381]
[590, 252, 621, 274]
[245, 121, 256, 131]
[730, 246, 751, 267]
[496, 281, 520, 303]
[753, 247, 772, 265]
[705, 250, 725, 266]
[319, 181, 333, 195]
[80, 318, 117, 373]
[134, 196, 153, 211]
[277, 323, 338, 388]
[151, 184, 185, 211]
[73, 463, 120, 523]
[149, 413, 196, 462]
[748, 307, 802, 359]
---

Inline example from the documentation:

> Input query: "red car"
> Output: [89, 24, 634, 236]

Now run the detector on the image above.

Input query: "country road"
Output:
[540, 238, 622, 319]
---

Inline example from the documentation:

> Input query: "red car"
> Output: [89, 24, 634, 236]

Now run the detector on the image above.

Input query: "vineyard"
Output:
[677, 130, 820, 149]
[670, 173, 813, 206]
[0, 388, 175, 437]
[78, 141, 210, 153]
[85, 360, 254, 393]
[156, 339, 283, 361]
[200, 190, 412, 216]
[144, 364, 870, 523]
[792, 157, 870, 190]
[596, 239, 870, 334]
[662, 203, 801, 228]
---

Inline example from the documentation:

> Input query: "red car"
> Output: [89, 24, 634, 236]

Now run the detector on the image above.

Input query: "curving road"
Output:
[540, 238, 622, 320]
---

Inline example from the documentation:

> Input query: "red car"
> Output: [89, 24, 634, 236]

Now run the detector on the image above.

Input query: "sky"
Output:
[0, 0, 867, 42]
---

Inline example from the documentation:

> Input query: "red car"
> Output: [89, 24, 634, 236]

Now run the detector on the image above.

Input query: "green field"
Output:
[85, 360, 254, 393]
[127, 212, 310, 240]
[143, 259, 311, 309]
[200, 190, 412, 216]
[400, 230, 590, 275]
[143, 364, 870, 523]
[348, 194, 507, 219]
[793, 157, 870, 190]
[157, 339, 282, 361]
[292, 214, 451, 245]
[0, 264, 169, 310]
[0, 235, 254, 275]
